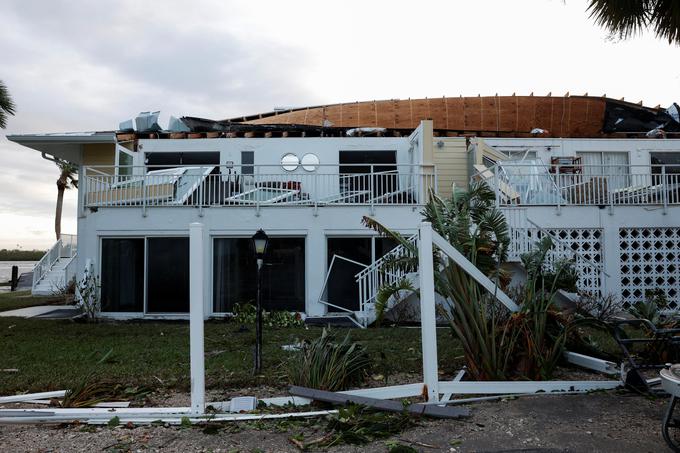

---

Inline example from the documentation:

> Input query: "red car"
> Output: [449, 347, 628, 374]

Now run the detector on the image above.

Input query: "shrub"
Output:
[286, 328, 370, 391]
[231, 302, 304, 328]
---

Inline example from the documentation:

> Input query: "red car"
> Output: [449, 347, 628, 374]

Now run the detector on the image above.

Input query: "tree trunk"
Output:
[55, 182, 65, 241]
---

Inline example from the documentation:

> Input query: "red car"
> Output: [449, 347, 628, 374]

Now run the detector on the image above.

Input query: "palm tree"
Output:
[0, 80, 16, 129]
[587, 0, 680, 45]
[55, 160, 78, 241]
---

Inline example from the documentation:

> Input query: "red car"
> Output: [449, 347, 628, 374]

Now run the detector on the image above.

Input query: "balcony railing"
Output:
[83, 164, 437, 209]
[474, 161, 680, 207]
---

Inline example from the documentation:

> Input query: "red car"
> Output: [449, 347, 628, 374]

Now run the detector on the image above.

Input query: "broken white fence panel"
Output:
[0, 391, 67, 404]
[437, 380, 621, 395]
[338, 382, 425, 399]
[564, 351, 621, 376]
[431, 229, 518, 311]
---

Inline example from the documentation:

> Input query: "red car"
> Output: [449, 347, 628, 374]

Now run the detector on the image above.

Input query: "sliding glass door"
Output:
[101, 238, 145, 312]
[100, 236, 189, 314]
[146, 237, 190, 313]
[213, 237, 306, 313]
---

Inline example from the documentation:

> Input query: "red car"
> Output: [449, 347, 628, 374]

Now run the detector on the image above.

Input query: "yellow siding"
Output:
[82, 144, 116, 175]
[432, 138, 468, 198]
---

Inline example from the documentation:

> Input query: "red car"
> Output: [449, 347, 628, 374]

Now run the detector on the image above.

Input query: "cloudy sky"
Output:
[0, 0, 678, 250]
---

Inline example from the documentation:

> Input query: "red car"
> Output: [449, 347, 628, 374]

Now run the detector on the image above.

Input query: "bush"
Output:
[231, 302, 304, 328]
[286, 328, 371, 391]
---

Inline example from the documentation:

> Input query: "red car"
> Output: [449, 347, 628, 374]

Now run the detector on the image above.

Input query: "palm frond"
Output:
[0, 80, 16, 129]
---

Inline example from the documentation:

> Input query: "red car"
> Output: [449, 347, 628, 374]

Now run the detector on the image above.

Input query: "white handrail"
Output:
[473, 162, 680, 207]
[83, 164, 437, 209]
[32, 240, 62, 288]
[354, 235, 418, 316]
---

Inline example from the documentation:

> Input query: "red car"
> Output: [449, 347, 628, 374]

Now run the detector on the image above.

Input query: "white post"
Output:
[189, 222, 205, 415]
[418, 221, 439, 402]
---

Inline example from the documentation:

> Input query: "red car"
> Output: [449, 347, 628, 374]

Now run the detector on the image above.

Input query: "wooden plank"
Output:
[289, 386, 469, 419]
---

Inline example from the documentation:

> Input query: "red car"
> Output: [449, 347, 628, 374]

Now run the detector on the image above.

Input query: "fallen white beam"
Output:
[564, 351, 620, 376]
[0, 391, 67, 404]
[437, 380, 621, 395]
[0, 409, 337, 425]
[338, 382, 425, 399]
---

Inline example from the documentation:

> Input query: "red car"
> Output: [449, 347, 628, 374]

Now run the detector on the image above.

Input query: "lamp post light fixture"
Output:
[252, 229, 269, 374]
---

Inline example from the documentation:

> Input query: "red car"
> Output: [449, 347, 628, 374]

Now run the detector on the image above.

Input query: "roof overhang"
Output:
[6, 132, 116, 164]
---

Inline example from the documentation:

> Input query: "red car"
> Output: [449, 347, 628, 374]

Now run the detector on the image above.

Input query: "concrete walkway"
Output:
[0, 305, 78, 318]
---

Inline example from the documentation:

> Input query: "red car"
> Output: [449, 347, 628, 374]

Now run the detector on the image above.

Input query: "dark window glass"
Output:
[651, 152, 680, 174]
[146, 152, 219, 169]
[241, 151, 254, 175]
[326, 237, 372, 311]
[213, 237, 305, 312]
[147, 237, 190, 313]
[375, 237, 399, 259]
[101, 238, 144, 312]
[338, 150, 398, 197]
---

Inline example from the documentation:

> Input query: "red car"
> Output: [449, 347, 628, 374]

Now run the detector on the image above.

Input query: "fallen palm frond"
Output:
[286, 329, 370, 392]
[290, 403, 416, 450]
[59, 376, 151, 408]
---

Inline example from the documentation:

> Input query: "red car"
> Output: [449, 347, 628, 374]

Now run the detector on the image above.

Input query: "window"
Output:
[576, 151, 629, 189]
[101, 238, 145, 312]
[145, 152, 220, 169]
[241, 151, 254, 175]
[651, 152, 680, 174]
[116, 147, 134, 178]
[213, 237, 305, 313]
[146, 237, 190, 313]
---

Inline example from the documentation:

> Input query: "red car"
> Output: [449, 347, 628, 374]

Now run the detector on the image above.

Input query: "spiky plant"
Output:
[0, 80, 16, 129]
[587, 0, 680, 45]
[286, 328, 371, 391]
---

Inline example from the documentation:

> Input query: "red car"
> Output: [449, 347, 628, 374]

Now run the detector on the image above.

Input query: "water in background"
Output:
[0, 261, 36, 283]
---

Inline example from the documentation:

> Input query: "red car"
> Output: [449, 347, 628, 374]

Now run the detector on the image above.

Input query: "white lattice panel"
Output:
[619, 228, 680, 309]
[522, 228, 604, 296]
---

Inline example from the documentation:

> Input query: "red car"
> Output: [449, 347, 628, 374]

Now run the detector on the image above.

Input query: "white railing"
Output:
[33, 240, 62, 288]
[32, 234, 78, 289]
[474, 162, 680, 207]
[83, 164, 437, 209]
[355, 235, 419, 319]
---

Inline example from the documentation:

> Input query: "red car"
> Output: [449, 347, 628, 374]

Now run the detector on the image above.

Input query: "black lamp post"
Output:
[252, 229, 268, 374]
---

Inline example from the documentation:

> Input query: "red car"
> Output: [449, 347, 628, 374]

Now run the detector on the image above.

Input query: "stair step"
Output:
[305, 314, 360, 327]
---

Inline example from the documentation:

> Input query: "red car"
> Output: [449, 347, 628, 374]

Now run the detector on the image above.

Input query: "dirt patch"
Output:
[0, 390, 669, 452]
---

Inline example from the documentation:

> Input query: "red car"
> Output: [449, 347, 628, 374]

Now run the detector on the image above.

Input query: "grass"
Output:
[0, 318, 465, 395]
[0, 290, 65, 312]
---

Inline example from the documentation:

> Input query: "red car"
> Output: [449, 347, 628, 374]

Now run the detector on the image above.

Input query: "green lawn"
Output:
[0, 318, 465, 395]
[0, 290, 65, 312]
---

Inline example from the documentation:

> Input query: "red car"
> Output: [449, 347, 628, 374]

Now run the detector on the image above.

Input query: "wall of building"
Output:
[432, 138, 468, 197]
[81, 143, 116, 174]
[75, 204, 422, 319]
[516, 204, 680, 308]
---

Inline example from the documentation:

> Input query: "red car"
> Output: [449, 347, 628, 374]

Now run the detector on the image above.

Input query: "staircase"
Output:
[32, 234, 78, 296]
[354, 235, 419, 326]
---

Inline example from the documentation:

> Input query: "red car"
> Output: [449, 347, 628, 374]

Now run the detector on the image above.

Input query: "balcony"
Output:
[475, 160, 680, 207]
[83, 164, 437, 209]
